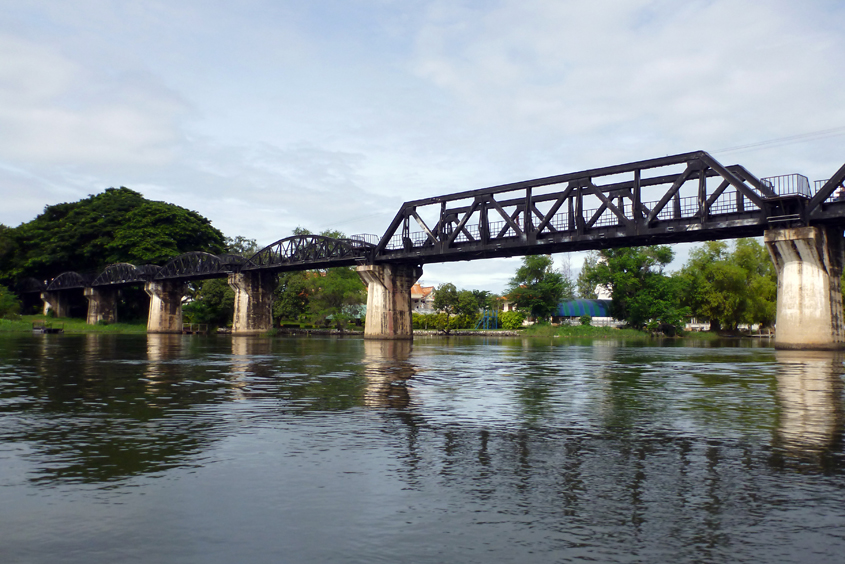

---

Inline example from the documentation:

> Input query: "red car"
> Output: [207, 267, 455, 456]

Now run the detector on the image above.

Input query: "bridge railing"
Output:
[761, 174, 812, 197]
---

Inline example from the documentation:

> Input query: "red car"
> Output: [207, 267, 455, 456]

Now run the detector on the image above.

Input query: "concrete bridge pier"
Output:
[84, 287, 118, 324]
[145, 281, 187, 333]
[229, 271, 277, 335]
[40, 291, 70, 317]
[357, 263, 422, 340]
[765, 226, 845, 350]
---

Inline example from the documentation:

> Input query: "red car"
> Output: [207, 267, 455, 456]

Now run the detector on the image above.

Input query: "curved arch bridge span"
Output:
[20, 150, 845, 348]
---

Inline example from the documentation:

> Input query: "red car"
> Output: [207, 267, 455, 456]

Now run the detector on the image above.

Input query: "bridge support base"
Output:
[765, 226, 845, 350]
[357, 264, 422, 340]
[84, 287, 118, 325]
[145, 281, 187, 334]
[40, 291, 69, 317]
[229, 272, 277, 335]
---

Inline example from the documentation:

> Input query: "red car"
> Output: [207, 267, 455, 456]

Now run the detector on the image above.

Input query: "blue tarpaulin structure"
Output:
[555, 299, 613, 318]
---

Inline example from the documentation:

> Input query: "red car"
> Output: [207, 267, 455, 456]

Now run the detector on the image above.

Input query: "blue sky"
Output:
[1, 0, 844, 291]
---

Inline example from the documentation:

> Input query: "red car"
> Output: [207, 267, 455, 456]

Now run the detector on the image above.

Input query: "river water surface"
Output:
[1, 334, 844, 563]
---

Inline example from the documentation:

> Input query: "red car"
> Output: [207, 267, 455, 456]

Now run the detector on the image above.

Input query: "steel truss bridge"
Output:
[19, 150, 845, 295]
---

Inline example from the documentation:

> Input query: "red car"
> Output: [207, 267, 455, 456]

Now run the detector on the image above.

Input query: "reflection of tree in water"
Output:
[5, 334, 236, 485]
[772, 350, 844, 469]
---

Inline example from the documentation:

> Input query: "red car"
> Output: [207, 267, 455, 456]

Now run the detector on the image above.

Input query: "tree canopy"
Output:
[678, 239, 776, 330]
[0, 187, 225, 286]
[272, 227, 366, 328]
[506, 255, 572, 319]
[580, 246, 687, 330]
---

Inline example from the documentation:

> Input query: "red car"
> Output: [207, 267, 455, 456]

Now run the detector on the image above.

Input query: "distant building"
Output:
[411, 283, 436, 313]
[553, 299, 618, 326]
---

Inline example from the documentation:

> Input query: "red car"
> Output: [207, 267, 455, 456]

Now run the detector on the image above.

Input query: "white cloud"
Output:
[0, 34, 188, 166]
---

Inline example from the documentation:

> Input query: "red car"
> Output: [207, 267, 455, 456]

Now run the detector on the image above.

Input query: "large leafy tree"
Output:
[678, 238, 776, 330]
[580, 246, 687, 330]
[274, 272, 311, 322]
[506, 255, 572, 319]
[272, 227, 366, 327]
[307, 267, 366, 329]
[0, 187, 225, 285]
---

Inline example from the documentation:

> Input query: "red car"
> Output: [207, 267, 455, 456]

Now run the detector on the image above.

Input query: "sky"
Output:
[1, 0, 844, 292]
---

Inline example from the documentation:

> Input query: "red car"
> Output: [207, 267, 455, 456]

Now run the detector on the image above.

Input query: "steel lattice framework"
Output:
[90, 263, 160, 286]
[370, 151, 845, 264]
[245, 235, 375, 272]
[17, 151, 845, 294]
[44, 271, 92, 291]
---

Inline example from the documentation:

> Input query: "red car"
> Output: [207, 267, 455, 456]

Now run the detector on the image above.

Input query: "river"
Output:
[1, 334, 843, 563]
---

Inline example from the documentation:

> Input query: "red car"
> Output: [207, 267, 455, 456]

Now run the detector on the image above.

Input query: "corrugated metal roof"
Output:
[555, 299, 613, 317]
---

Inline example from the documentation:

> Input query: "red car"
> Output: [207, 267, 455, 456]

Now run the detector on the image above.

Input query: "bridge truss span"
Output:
[371, 150, 845, 264]
[245, 235, 375, 272]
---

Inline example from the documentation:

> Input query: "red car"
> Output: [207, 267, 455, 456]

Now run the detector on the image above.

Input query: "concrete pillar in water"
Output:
[765, 226, 845, 350]
[40, 291, 69, 317]
[356, 263, 422, 340]
[84, 287, 118, 324]
[228, 271, 277, 335]
[145, 281, 187, 334]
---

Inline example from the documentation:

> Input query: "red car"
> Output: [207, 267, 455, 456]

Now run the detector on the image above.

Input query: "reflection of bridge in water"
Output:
[17, 151, 845, 349]
[6, 334, 844, 488]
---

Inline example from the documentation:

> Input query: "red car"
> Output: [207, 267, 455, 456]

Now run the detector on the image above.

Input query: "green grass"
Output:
[0, 318, 32, 332]
[0, 315, 147, 334]
[522, 323, 650, 339]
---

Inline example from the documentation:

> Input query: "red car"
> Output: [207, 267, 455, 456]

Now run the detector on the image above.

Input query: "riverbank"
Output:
[0, 315, 147, 333]
[0, 316, 756, 341]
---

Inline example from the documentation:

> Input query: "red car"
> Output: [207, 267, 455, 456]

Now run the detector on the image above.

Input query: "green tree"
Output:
[455, 289, 481, 317]
[274, 271, 310, 323]
[505, 255, 572, 320]
[0, 187, 225, 286]
[432, 282, 459, 332]
[225, 235, 259, 257]
[0, 284, 21, 318]
[581, 246, 686, 330]
[678, 238, 776, 330]
[470, 289, 494, 311]
[577, 254, 599, 299]
[307, 267, 366, 329]
[183, 278, 235, 326]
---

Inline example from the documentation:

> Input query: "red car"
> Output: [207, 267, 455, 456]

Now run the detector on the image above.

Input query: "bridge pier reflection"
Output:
[363, 339, 415, 409]
[774, 350, 844, 461]
[765, 226, 845, 350]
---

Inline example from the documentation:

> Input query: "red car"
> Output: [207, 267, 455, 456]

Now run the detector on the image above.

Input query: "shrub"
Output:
[0, 285, 22, 318]
[579, 314, 592, 326]
[500, 310, 525, 330]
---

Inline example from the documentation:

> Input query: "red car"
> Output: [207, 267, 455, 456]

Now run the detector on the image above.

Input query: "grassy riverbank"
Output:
[0, 315, 147, 334]
[0, 315, 732, 340]
[521, 324, 651, 339]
